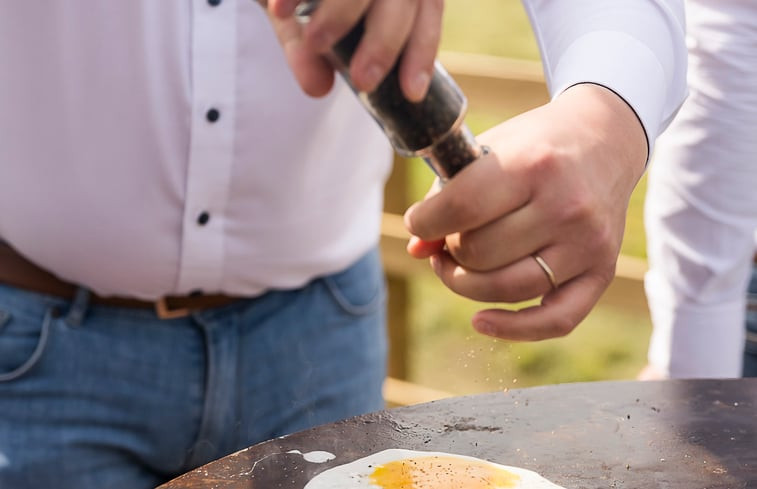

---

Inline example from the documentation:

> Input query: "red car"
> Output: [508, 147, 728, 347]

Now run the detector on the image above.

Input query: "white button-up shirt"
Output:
[0, 0, 686, 300]
[645, 0, 757, 378]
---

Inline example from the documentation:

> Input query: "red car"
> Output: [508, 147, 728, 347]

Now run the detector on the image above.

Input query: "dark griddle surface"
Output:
[160, 379, 757, 488]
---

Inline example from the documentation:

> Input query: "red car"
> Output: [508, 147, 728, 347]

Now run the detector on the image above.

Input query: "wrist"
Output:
[558, 83, 648, 181]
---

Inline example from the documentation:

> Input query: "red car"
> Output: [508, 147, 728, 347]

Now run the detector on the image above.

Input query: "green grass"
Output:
[408, 273, 651, 394]
[399, 0, 652, 394]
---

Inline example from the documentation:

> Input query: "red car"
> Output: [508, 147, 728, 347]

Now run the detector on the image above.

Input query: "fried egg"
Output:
[303, 449, 565, 488]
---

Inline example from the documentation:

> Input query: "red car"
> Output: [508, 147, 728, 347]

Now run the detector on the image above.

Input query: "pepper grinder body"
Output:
[294, 1, 482, 181]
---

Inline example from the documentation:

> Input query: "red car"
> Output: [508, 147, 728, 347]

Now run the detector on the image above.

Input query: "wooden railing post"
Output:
[383, 155, 411, 380]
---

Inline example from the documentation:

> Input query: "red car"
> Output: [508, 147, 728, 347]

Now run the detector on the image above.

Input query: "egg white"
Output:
[303, 448, 566, 488]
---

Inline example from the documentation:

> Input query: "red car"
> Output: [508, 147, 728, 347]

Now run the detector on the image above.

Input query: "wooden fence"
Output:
[381, 52, 650, 406]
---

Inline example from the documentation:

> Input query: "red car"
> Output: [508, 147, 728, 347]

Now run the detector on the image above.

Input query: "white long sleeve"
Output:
[644, 0, 757, 378]
[523, 0, 688, 153]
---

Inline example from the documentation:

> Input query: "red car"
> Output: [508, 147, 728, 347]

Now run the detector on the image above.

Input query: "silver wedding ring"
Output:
[533, 254, 557, 289]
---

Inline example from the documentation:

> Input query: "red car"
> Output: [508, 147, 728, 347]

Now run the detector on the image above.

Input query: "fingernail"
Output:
[362, 63, 384, 91]
[473, 319, 493, 336]
[403, 203, 418, 230]
[407, 71, 430, 101]
[429, 254, 441, 274]
[407, 235, 420, 252]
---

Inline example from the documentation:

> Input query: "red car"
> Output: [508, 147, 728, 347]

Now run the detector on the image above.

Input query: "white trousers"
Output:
[645, 0, 757, 377]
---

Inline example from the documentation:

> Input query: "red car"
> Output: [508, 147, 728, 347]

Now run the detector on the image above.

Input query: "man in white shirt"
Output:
[642, 0, 757, 379]
[0, 1, 686, 487]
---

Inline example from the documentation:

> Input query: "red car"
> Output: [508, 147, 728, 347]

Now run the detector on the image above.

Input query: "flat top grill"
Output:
[160, 379, 757, 488]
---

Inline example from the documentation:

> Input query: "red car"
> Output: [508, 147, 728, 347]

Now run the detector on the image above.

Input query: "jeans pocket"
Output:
[322, 248, 386, 316]
[0, 306, 55, 382]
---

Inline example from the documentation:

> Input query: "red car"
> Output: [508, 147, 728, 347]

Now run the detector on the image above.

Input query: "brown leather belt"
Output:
[0, 243, 241, 319]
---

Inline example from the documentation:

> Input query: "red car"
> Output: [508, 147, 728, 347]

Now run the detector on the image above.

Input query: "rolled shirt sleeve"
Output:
[522, 0, 688, 156]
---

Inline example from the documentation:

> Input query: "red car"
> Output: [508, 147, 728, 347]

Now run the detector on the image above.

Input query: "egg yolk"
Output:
[369, 455, 520, 488]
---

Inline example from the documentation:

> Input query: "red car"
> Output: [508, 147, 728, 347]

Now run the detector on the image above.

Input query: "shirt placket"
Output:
[176, 0, 237, 294]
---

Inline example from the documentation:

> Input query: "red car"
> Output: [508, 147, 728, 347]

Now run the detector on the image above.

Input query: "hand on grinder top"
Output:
[260, 0, 443, 101]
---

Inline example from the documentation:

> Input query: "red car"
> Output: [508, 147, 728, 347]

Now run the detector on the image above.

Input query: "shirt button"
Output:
[208, 0, 222, 6]
[197, 211, 210, 226]
[206, 108, 220, 123]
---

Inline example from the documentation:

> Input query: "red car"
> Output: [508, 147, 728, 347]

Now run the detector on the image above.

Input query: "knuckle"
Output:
[554, 188, 593, 225]
[368, 48, 399, 73]
[568, 195, 594, 223]
[524, 142, 560, 175]
[411, 28, 439, 56]
[593, 264, 617, 287]
[592, 225, 616, 256]
[580, 217, 619, 264]
[364, 43, 397, 71]
[449, 233, 483, 270]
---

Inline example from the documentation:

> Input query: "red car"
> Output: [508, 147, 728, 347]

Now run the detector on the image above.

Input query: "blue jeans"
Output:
[0, 248, 387, 489]
[744, 264, 757, 377]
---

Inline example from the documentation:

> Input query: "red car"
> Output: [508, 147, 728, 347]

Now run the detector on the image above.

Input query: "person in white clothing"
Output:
[642, 0, 757, 379]
[0, 1, 686, 488]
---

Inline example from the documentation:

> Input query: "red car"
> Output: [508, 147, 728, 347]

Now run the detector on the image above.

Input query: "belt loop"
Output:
[66, 287, 91, 327]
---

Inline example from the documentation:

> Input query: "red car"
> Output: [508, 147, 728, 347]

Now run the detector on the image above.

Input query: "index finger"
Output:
[404, 144, 532, 242]
[300, 0, 372, 53]
[268, 11, 335, 97]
